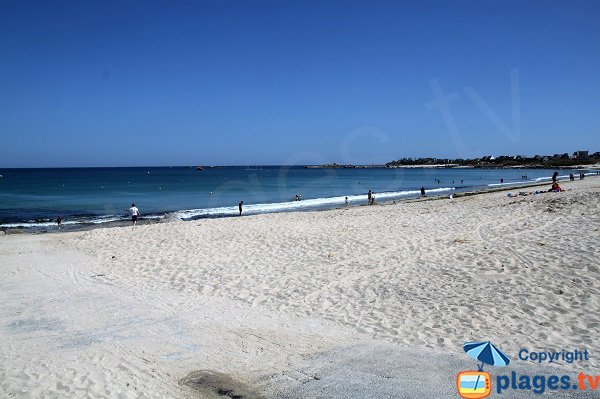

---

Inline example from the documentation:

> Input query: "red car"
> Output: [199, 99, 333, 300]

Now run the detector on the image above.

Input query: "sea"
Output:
[0, 166, 590, 231]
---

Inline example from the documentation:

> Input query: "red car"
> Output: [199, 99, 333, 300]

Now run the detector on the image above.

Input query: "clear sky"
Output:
[1, 0, 598, 167]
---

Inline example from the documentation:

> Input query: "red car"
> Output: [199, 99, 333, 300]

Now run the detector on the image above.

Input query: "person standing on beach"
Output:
[238, 201, 243, 216]
[345, 196, 348, 205]
[367, 190, 372, 205]
[56, 215, 62, 229]
[128, 203, 139, 226]
[420, 187, 426, 197]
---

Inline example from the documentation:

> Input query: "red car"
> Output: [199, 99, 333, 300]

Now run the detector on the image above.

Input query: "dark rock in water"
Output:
[180, 370, 263, 399]
[5, 229, 26, 234]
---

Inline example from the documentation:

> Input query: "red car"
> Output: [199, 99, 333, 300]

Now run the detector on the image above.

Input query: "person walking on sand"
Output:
[128, 203, 139, 226]
[238, 201, 243, 216]
[367, 190, 372, 205]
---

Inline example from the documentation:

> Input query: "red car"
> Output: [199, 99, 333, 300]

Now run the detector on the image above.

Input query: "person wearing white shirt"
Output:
[128, 203, 139, 226]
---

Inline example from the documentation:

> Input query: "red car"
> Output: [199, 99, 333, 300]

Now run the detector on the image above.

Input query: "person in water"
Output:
[367, 190, 372, 205]
[56, 215, 62, 229]
[128, 203, 139, 225]
[420, 187, 426, 197]
[238, 201, 243, 216]
[345, 196, 348, 205]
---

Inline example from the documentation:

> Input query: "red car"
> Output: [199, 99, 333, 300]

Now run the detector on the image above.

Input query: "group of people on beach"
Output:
[566, 172, 587, 182]
[55, 204, 139, 227]
[367, 190, 376, 205]
[123, 187, 416, 224]
[54, 170, 595, 228]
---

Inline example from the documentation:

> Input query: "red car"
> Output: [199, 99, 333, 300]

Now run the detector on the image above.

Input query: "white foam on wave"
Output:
[0, 215, 123, 228]
[489, 171, 598, 187]
[530, 174, 571, 183]
[489, 174, 563, 187]
[0, 220, 80, 228]
[173, 187, 455, 220]
[0, 214, 164, 229]
[488, 181, 532, 187]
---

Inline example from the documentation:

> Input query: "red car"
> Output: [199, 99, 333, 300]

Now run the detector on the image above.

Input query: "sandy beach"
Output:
[1, 177, 599, 398]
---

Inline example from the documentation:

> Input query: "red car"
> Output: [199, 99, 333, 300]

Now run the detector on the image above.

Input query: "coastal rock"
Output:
[4, 229, 25, 235]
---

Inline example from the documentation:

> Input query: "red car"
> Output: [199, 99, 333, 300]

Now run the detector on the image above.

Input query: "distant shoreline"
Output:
[306, 162, 600, 169]
[2, 162, 600, 170]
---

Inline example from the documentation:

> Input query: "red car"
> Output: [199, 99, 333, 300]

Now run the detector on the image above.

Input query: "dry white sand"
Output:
[1, 177, 599, 398]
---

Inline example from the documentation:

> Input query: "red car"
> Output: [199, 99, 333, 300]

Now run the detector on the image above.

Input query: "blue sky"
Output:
[1, 0, 598, 167]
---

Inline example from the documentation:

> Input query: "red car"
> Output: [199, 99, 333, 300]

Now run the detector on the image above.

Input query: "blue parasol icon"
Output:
[464, 341, 511, 370]
[463, 341, 510, 394]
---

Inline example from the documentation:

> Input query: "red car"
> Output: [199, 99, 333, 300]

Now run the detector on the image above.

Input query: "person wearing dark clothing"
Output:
[238, 201, 243, 216]
[420, 187, 426, 197]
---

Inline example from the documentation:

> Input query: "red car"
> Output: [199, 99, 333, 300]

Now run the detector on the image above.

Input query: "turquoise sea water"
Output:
[0, 166, 584, 230]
